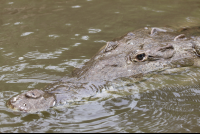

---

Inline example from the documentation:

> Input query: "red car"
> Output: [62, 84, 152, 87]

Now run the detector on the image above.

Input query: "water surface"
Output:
[1, 0, 200, 132]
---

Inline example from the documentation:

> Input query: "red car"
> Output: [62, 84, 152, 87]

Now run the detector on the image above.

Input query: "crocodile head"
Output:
[7, 27, 200, 113]
[73, 27, 200, 83]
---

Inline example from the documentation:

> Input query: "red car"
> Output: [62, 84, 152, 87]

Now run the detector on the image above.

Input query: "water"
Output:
[1, 0, 200, 132]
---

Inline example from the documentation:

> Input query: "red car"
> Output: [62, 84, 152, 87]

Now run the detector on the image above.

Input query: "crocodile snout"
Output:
[7, 89, 56, 113]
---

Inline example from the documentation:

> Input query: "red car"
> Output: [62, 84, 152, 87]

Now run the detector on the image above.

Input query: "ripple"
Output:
[14, 22, 23, 25]
[94, 40, 106, 43]
[45, 65, 66, 72]
[7, 79, 54, 84]
[81, 36, 89, 40]
[21, 32, 34, 36]
[88, 28, 101, 33]
[74, 34, 80, 36]
[59, 59, 89, 68]
[4, 52, 14, 57]
[73, 43, 81, 47]
[0, 63, 28, 72]
[23, 49, 66, 60]
[2, 23, 10, 26]
[48, 34, 60, 39]
[71, 5, 81, 8]
[65, 23, 71, 26]
[142, 7, 164, 12]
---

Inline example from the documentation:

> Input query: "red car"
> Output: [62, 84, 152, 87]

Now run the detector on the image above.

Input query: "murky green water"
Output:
[1, 0, 200, 132]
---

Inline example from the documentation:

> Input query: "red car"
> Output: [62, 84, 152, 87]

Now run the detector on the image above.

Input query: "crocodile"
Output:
[7, 26, 200, 113]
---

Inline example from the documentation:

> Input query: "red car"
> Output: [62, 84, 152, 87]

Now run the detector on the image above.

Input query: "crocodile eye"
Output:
[136, 53, 146, 61]
[134, 52, 148, 62]
[32, 92, 35, 96]
[126, 51, 148, 64]
[25, 89, 42, 99]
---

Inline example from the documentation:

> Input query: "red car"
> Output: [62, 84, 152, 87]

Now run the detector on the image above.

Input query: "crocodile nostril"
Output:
[11, 96, 18, 103]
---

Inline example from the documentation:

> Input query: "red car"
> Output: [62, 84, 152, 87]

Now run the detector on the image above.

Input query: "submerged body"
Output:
[7, 26, 200, 113]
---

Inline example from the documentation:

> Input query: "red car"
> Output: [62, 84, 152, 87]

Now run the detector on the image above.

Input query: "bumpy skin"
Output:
[7, 26, 200, 113]
[7, 89, 56, 112]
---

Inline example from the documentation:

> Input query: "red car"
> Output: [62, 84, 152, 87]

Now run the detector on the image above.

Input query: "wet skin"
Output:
[7, 26, 200, 113]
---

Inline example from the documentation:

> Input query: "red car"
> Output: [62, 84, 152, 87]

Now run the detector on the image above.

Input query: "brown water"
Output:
[1, 0, 200, 132]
